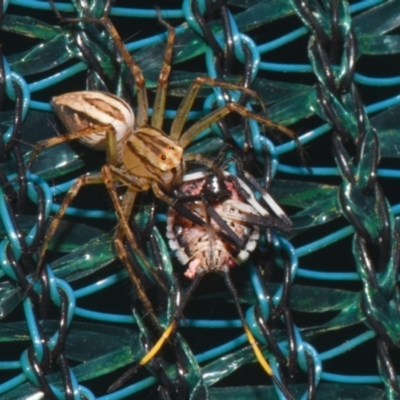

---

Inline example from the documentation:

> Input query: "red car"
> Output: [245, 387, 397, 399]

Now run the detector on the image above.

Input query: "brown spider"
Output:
[28, 16, 297, 384]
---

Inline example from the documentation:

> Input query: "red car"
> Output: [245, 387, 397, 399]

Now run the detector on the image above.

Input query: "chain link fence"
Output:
[0, 0, 399, 399]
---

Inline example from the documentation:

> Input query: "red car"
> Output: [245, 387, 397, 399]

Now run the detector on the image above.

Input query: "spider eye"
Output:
[161, 154, 167, 160]
[169, 146, 175, 151]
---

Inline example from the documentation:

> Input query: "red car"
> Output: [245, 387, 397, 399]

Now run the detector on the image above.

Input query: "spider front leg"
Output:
[34, 172, 104, 284]
[97, 17, 149, 126]
[170, 76, 297, 148]
[27, 123, 115, 170]
[27, 122, 118, 289]
[102, 168, 164, 332]
[151, 24, 175, 130]
[115, 189, 137, 241]
[179, 101, 297, 149]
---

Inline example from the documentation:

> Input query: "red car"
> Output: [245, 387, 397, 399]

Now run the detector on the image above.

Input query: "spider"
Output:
[26, 14, 298, 388]
[108, 160, 294, 398]
[29, 16, 297, 294]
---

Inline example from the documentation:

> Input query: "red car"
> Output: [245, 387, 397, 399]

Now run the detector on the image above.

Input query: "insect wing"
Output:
[221, 199, 290, 233]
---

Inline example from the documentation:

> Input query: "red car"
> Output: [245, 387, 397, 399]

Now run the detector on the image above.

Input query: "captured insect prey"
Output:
[167, 168, 292, 278]
[114, 164, 295, 399]
[107, 165, 295, 397]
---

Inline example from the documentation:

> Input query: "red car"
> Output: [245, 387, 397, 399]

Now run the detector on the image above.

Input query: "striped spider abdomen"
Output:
[52, 91, 135, 151]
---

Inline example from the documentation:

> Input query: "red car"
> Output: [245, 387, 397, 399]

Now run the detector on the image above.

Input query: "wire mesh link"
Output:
[1, 0, 400, 399]
[291, 0, 400, 397]
[187, 4, 299, 397]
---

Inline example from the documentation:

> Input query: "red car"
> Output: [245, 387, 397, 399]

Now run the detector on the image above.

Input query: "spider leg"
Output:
[27, 172, 104, 295]
[178, 102, 296, 149]
[27, 124, 114, 170]
[31, 164, 165, 341]
[113, 238, 164, 333]
[101, 166, 173, 328]
[170, 76, 265, 142]
[115, 189, 137, 240]
[151, 25, 175, 130]
[99, 17, 149, 126]
[102, 165, 173, 297]
[26, 123, 117, 293]
[170, 76, 296, 145]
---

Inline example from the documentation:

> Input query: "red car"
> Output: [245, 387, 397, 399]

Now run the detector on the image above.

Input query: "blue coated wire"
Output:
[1, 0, 399, 398]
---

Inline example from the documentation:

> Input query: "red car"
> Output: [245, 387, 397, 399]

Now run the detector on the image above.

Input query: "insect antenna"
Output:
[107, 273, 203, 393]
[221, 269, 295, 400]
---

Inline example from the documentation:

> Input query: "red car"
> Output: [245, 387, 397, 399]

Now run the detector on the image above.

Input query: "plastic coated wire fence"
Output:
[1, 0, 400, 399]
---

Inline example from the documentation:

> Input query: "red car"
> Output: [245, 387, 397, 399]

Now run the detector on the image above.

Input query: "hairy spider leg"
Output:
[170, 76, 297, 148]
[26, 124, 113, 170]
[99, 17, 149, 127]
[151, 25, 175, 130]
[25, 124, 115, 294]
[179, 97, 297, 150]
[28, 128, 169, 333]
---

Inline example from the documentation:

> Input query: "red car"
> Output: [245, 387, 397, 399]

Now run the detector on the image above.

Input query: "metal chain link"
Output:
[186, 2, 306, 398]
[292, 0, 400, 397]
[0, 0, 89, 395]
